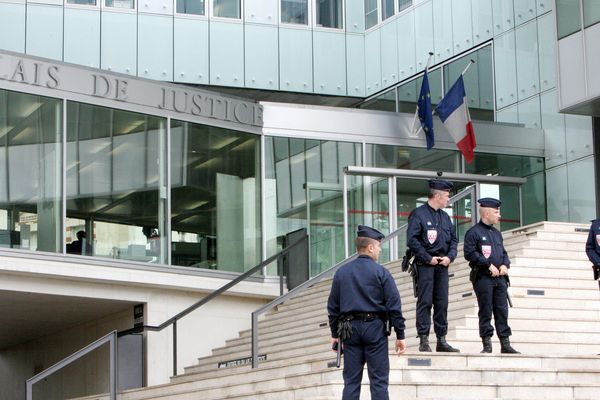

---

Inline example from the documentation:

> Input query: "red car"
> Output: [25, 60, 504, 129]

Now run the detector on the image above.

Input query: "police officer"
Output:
[327, 225, 406, 400]
[585, 218, 600, 282]
[463, 198, 519, 354]
[407, 179, 459, 352]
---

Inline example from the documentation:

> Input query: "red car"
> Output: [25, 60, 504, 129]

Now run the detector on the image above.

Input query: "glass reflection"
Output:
[170, 120, 261, 272]
[66, 102, 167, 263]
[0, 90, 62, 253]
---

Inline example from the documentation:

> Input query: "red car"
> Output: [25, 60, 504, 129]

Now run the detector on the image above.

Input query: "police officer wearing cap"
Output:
[585, 218, 600, 282]
[464, 198, 519, 354]
[327, 225, 406, 400]
[407, 179, 460, 352]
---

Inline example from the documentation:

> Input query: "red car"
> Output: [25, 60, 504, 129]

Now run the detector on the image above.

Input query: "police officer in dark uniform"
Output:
[464, 198, 519, 354]
[407, 179, 459, 352]
[327, 225, 406, 400]
[585, 218, 600, 282]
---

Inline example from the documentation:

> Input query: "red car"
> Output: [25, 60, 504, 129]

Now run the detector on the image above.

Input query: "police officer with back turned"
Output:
[327, 225, 406, 400]
[463, 198, 519, 354]
[407, 179, 460, 352]
[585, 218, 600, 282]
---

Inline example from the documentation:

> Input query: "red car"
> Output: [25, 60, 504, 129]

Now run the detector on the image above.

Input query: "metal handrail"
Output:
[251, 222, 409, 368]
[118, 234, 309, 376]
[26, 330, 117, 400]
[250, 184, 480, 368]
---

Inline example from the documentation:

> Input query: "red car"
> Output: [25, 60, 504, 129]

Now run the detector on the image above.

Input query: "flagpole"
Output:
[424, 51, 434, 72]
[461, 59, 476, 76]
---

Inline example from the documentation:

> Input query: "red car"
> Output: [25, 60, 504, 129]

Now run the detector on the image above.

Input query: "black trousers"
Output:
[342, 319, 389, 400]
[416, 264, 449, 337]
[473, 275, 512, 338]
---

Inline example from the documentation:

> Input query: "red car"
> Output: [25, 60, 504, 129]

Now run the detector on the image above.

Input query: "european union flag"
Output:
[416, 71, 435, 149]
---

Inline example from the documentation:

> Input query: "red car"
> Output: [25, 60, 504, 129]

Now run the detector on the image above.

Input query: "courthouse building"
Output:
[0, 0, 598, 398]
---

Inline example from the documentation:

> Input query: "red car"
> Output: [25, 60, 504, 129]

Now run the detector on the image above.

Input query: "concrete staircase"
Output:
[81, 221, 600, 399]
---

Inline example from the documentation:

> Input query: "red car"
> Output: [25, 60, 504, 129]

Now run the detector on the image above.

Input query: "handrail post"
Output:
[110, 331, 117, 400]
[26, 330, 118, 400]
[173, 320, 178, 377]
[279, 253, 284, 296]
[251, 312, 259, 368]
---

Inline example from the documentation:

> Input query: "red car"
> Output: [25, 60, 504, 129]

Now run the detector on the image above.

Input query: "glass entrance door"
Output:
[306, 184, 345, 277]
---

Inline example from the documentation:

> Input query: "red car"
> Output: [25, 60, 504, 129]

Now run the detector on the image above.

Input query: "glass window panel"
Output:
[264, 137, 361, 275]
[0, 90, 62, 253]
[359, 88, 397, 111]
[366, 144, 459, 172]
[171, 120, 260, 272]
[316, 0, 343, 28]
[177, 0, 205, 15]
[584, 0, 600, 27]
[365, 0, 378, 29]
[382, 0, 395, 20]
[398, 0, 411, 12]
[67, 0, 97, 5]
[443, 45, 494, 120]
[556, 0, 581, 39]
[466, 153, 546, 229]
[214, 0, 241, 18]
[66, 102, 167, 263]
[282, 0, 308, 24]
[395, 67, 442, 113]
[105, 0, 134, 9]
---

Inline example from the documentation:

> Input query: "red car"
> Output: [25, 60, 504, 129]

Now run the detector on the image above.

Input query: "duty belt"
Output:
[345, 312, 384, 322]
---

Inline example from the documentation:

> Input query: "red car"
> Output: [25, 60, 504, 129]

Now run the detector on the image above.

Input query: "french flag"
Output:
[435, 76, 476, 163]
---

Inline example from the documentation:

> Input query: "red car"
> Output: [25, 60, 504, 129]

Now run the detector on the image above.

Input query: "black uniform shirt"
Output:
[464, 220, 510, 271]
[407, 203, 458, 264]
[585, 219, 600, 266]
[327, 255, 406, 339]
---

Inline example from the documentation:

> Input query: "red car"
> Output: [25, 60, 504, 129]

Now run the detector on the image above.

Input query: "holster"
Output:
[401, 249, 414, 272]
[594, 265, 600, 281]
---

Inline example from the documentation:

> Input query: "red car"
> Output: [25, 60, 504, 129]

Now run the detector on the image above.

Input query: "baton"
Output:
[334, 340, 342, 368]
[504, 275, 513, 308]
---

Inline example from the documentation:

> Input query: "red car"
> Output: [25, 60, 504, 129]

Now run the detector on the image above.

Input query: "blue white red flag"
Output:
[435, 75, 476, 163]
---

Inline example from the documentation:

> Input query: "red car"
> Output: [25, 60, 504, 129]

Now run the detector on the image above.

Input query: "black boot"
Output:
[500, 336, 520, 354]
[418, 335, 432, 352]
[480, 336, 492, 353]
[436, 335, 460, 352]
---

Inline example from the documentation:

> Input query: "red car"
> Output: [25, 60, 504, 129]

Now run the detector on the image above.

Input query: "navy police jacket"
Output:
[464, 221, 510, 273]
[407, 203, 458, 264]
[327, 255, 406, 339]
[585, 219, 600, 266]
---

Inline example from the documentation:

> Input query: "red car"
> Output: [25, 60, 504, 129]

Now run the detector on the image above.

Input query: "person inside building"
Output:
[407, 179, 460, 353]
[67, 230, 92, 256]
[327, 225, 406, 400]
[585, 218, 600, 282]
[463, 197, 519, 354]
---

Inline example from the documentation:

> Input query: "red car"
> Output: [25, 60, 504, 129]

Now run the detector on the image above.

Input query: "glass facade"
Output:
[105, 0, 134, 9]
[282, 0, 309, 25]
[265, 137, 362, 276]
[365, 0, 378, 29]
[170, 120, 260, 272]
[177, 0, 205, 15]
[316, 0, 343, 29]
[0, 90, 63, 253]
[66, 102, 167, 263]
[366, 45, 493, 120]
[583, 0, 600, 28]
[382, 0, 395, 21]
[213, 0, 240, 19]
[556, 0, 581, 39]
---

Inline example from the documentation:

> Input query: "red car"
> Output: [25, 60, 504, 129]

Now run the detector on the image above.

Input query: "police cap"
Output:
[428, 179, 453, 191]
[478, 197, 501, 209]
[357, 225, 385, 241]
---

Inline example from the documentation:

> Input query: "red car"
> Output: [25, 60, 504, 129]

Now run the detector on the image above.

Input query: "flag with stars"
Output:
[410, 70, 435, 149]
